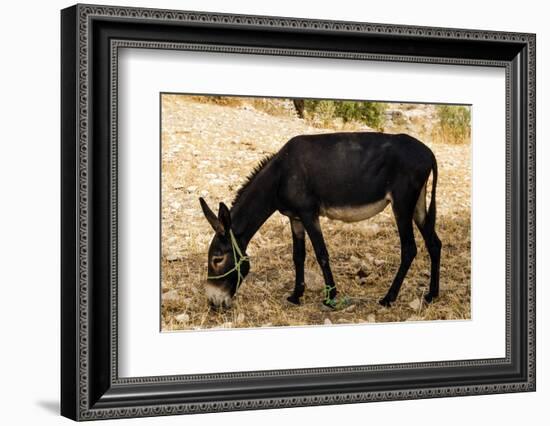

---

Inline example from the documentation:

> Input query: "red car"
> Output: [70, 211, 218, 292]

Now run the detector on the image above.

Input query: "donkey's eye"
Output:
[212, 255, 225, 266]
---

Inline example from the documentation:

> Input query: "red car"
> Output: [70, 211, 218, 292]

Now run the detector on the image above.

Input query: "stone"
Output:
[343, 304, 356, 313]
[175, 313, 190, 322]
[304, 270, 324, 289]
[408, 298, 422, 311]
[162, 290, 179, 302]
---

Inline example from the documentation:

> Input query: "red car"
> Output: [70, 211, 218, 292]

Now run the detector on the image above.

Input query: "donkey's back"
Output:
[276, 132, 436, 218]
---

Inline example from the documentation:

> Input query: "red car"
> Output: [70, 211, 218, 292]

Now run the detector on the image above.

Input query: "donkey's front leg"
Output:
[300, 215, 337, 307]
[287, 218, 306, 305]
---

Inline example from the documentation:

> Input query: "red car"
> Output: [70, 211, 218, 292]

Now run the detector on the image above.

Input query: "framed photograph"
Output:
[61, 4, 536, 421]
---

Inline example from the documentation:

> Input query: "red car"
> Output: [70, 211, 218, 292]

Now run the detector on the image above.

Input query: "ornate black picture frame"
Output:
[61, 4, 536, 421]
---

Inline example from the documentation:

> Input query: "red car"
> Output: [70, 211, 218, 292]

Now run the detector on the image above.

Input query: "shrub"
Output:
[435, 105, 471, 144]
[303, 100, 386, 130]
[335, 101, 387, 130]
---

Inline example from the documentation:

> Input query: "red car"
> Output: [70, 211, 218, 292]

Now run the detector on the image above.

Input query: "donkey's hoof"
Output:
[379, 297, 392, 307]
[424, 292, 438, 304]
[287, 295, 301, 305]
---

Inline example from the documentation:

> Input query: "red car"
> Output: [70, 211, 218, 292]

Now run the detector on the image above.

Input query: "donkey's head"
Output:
[199, 197, 250, 309]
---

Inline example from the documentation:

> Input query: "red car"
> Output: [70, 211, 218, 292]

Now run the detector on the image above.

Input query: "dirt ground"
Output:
[161, 95, 471, 331]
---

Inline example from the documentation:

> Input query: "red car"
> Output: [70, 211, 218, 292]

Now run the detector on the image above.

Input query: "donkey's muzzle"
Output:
[205, 281, 233, 308]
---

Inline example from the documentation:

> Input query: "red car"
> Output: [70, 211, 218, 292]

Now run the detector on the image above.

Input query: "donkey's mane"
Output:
[231, 153, 276, 207]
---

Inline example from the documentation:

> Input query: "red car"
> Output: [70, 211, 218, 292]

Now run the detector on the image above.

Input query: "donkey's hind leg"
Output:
[414, 190, 442, 303]
[287, 218, 306, 305]
[379, 196, 417, 307]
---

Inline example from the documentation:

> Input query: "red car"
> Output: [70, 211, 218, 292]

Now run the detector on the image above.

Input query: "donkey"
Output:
[199, 132, 441, 309]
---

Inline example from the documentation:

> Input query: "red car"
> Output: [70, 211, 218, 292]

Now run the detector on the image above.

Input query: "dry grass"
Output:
[161, 95, 471, 331]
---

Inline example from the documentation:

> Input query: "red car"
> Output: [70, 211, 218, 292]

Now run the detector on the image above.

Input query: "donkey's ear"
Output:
[199, 197, 225, 235]
[218, 202, 232, 234]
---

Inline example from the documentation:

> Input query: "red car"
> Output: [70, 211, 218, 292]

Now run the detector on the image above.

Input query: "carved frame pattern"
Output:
[61, 3, 536, 421]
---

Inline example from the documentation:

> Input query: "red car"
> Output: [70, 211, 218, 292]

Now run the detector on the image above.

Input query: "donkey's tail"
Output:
[425, 155, 438, 229]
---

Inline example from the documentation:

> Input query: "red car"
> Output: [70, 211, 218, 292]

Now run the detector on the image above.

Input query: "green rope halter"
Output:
[207, 229, 249, 291]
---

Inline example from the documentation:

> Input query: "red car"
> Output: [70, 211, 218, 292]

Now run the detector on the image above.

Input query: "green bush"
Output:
[303, 100, 386, 130]
[312, 100, 337, 126]
[435, 105, 471, 144]
[335, 101, 387, 129]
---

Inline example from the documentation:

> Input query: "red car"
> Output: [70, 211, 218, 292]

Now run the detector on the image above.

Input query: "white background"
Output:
[119, 49, 505, 377]
[0, 0, 547, 425]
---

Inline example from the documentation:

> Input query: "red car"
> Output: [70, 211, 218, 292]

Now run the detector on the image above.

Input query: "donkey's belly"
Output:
[320, 197, 390, 223]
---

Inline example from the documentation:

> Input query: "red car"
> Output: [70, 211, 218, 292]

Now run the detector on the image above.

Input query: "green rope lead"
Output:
[323, 284, 349, 310]
[207, 229, 249, 291]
